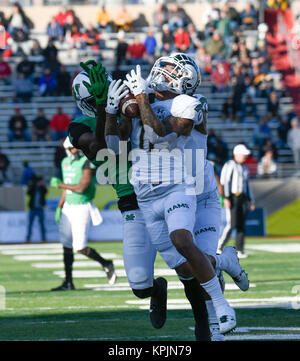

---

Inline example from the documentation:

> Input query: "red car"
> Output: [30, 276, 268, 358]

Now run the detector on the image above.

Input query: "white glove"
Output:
[124, 65, 148, 97]
[105, 79, 129, 114]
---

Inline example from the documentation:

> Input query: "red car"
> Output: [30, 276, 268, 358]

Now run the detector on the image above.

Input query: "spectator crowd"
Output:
[0, 1, 298, 182]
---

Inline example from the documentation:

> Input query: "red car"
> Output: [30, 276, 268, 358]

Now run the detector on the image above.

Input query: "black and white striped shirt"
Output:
[220, 160, 253, 200]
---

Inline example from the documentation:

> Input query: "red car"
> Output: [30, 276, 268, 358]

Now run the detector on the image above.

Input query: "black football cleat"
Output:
[103, 260, 117, 285]
[150, 277, 168, 329]
[51, 281, 75, 291]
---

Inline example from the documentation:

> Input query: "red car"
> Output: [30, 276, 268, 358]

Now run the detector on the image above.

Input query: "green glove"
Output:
[82, 62, 109, 105]
[80, 59, 98, 74]
[55, 207, 62, 224]
[220, 195, 224, 208]
[50, 177, 62, 188]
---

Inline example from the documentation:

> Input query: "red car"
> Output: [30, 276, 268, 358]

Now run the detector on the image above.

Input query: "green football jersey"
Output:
[70, 116, 134, 199]
[62, 154, 96, 205]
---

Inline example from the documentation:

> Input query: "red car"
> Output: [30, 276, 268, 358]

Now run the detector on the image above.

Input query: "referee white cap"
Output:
[233, 144, 251, 155]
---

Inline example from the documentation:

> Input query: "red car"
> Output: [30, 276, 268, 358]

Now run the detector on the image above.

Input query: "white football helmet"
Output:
[148, 53, 201, 95]
[72, 71, 112, 117]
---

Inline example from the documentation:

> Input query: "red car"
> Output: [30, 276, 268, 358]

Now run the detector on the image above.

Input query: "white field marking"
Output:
[3, 305, 133, 312]
[4, 336, 174, 341]
[246, 243, 300, 253]
[225, 334, 300, 340]
[0, 243, 62, 250]
[235, 327, 300, 332]
[127, 299, 189, 305]
[2, 249, 119, 258]
[53, 268, 177, 279]
[84, 280, 256, 292]
[31, 259, 124, 269]
[15, 254, 83, 261]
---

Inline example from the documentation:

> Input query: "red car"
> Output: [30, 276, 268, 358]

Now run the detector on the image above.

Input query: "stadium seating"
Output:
[0, 24, 298, 184]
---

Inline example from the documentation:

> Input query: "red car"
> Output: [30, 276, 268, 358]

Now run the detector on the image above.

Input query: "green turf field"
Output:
[1, 237, 300, 341]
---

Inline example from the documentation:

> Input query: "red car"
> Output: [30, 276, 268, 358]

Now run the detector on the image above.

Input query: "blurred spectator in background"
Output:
[32, 109, 51, 141]
[8, 107, 30, 142]
[244, 151, 258, 177]
[152, 3, 168, 30]
[115, 30, 128, 66]
[0, 56, 11, 84]
[287, 117, 300, 167]
[0, 146, 10, 184]
[54, 137, 66, 179]
[114, 4, 133, 32]
[204, 30, 225, 58]
[29, 39, 44, 58]
[56, 65, 71, 96]
[252, 116, 272, 147]
[126, 36, 147, 65]
[144, 30, 157, 63]
[50, 106, 71, 141]
[267, 90, 280, 118]
[207, 129, 228, 165]
[7, 2, 33, 41]
[168, 3, 191, 32]
[240, 2, 257, 29]
[240, 95, 258, 122]
[260, 137, 278, 160]
[257, 149, 277, 177]
[96, 6, 112, 32]
[65, 24, 83, 50]
[0, 11, 7, 28]
[26, 175, 47, 243]
[195, 46, 212, 74]
[54, 6, 72, 31]
[38, 68, 57, 97]
[215, 10, 231, 40]
[0, 25, 12, 58]
[47, 16, 64, 42]
[186, 23, 203, 52]
[277, 114, 290, 147]
[211, 61, 231, 93]
[160, 24, 174, 56]
[13, 72, 34, 103]
[81, 23, 101, 51]
[21, 160, 35, 186]
[231, 64, 248, 111]
[222, 97, 238, 122]
[16, 56, 35, 81]
[174, 25, 190, 52]
[43, 39, 58, 63]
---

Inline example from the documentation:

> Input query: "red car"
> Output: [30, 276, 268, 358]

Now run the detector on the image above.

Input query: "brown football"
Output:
[119, 92, 140, 118]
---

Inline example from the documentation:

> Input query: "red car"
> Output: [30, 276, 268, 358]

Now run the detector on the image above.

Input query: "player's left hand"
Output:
[105, 79, 129, 114]
[124, 65, 148, 97]
[55, 207, 62, 224]
[249, 202, 255, 212]
[81, 62, 109, 105]
[50, 177, 62, 188]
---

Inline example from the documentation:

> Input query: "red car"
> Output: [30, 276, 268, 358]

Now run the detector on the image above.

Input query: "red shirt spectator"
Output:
[211, 62, 231, 91]
[174, 26, 190, 51]
[50, 107, 71, 132]
[126, 36, 147, 60]
[0, 59, 11, 78]
[55, 7, 72, 27]
[0, 25, 10, 49]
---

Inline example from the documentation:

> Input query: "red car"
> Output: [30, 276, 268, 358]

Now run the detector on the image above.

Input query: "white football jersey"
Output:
[130, 94, 204, 190]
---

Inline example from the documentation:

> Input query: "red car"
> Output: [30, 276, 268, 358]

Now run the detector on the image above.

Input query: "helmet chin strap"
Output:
[66, 149, 82, 160]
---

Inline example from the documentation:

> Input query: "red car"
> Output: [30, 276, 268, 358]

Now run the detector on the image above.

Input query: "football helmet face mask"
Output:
[148, 53, 201, 95]
[72, 71, 112, 117]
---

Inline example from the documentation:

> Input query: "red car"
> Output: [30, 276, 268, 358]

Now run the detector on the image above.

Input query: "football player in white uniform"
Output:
[119, 54, 236, 335]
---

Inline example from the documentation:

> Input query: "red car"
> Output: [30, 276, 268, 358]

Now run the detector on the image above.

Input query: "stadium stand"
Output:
[0, 0, 299, 185]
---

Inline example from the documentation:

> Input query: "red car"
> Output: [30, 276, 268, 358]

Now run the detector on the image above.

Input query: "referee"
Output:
[217, 144, 255, 258]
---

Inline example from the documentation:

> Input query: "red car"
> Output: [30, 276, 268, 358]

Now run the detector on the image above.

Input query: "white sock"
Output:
[205, 300, 218, 325]
[201, 275, 228, 312]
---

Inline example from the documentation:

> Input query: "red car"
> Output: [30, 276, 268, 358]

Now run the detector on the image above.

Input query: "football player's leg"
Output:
[122, 209, 157, 294]
[52, 204, 74, 291]
[72, 204, 117, 284]
[165, 191, 236, 334]
[194, 194, 224, 340]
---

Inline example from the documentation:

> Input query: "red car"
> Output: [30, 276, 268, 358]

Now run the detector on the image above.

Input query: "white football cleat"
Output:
[219, 247, 249, 291]
[210, 323, 225, 341]
[216, 303, 236, 335]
